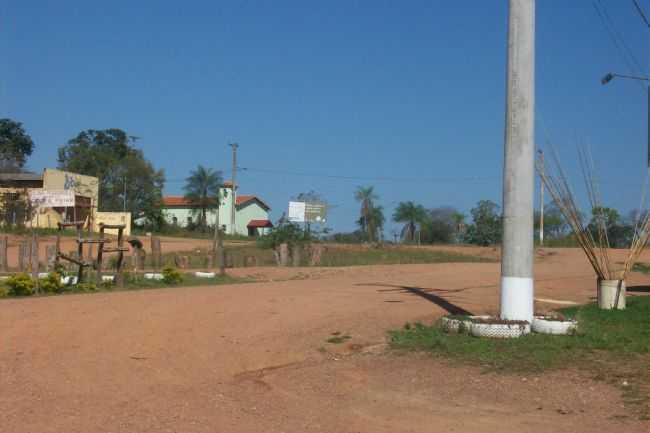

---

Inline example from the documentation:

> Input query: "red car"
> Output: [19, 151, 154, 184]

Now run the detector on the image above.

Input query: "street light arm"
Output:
[602, 72, 650, 85]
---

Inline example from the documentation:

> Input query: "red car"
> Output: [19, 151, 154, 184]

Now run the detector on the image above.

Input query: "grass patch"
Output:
[326, 332, 352, 344]
[319, 247, 493, 267]
[390, 297, 650, 417]
[159, 245, 491, 269]
[632, 262, 650, 274]
[0, 271, 251, 299]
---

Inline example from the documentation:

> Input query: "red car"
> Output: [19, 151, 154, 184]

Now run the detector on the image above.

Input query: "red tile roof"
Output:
[162, 196, 191, 207]
[162, 194, 270, 210]
[247, 219, 273, 228]
[162, 196, 217, 207]
[236, 195, 271, 210]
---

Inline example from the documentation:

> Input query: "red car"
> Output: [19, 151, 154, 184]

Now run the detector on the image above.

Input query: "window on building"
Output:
[187, 216, 193, 225]
[172, 216, 178, 225]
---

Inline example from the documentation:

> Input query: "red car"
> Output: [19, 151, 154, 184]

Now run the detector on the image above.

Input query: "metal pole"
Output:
[229, 143, 239, 235]
[501, 0, 535, 322]
[539, 150, 544, 246]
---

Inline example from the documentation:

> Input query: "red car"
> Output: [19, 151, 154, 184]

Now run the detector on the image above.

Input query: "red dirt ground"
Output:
[1, 246, 649, 432]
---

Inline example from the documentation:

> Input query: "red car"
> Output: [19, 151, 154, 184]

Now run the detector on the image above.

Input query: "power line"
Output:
[591, 0, 647, 88]
[633, 0, 650, 28]
[597, 0, 646, 74]
[238, 166, 499, 184]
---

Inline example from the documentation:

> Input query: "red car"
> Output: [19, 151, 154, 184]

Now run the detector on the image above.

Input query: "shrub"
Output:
[75, 282, 97, 292]
[39, 272, 64, 294]
[6, 273, 35, 296]
[162, 266, 183, 285]
[0, 285, 9, 298]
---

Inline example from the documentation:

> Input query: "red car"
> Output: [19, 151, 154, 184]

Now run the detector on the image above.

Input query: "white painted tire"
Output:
[532, 316, 578, 335]
[194, 271, 216, 278]
[61, 276, 78, 285]
[470, 320, 531, 339]
[441, 315, 490, 334]
[144, 273, 164, 280]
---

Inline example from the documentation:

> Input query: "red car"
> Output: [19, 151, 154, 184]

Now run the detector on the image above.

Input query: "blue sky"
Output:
[2, 1, 649, 234]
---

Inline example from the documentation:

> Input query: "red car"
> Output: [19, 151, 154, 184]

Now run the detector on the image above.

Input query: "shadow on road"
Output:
[628, 285, 650, 293]
[362, 283, 474, 316]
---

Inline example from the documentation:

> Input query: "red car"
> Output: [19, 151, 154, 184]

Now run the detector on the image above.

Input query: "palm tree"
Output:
[356, 205, 385, 242]
[183, 165, 223, 231]
[393, 201, 428, 242]
[354, 186, 379, 242]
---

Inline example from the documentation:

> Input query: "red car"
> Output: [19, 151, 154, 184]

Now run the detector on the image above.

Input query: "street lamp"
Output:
[601, 72, 650, 85]
[601, 72, 650, 167]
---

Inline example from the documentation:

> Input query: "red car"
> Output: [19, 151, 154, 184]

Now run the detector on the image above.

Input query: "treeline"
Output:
[1, 119, 167, 229]
[333, 185, 643, 247]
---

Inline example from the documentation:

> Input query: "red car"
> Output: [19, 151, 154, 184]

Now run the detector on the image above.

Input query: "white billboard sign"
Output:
[29, 190, 75, 208]
[288, 201, 306, 223]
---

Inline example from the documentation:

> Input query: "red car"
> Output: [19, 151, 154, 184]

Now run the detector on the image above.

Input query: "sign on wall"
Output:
[42, 168, 99, 205]
[94, 212, 132, 236]
[29, 190, 75, 208]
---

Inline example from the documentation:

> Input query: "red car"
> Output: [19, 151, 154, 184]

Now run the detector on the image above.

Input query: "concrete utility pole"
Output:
[229, 143, 239, 235]
[501, 0, 535, 322]
[538, 149, 544, 246]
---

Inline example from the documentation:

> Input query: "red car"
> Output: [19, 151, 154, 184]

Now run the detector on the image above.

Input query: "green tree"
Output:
[393, 201, 428, 242]
[183, 165, 223, 231]
[588, 206, 632, 248]
[421, 207, 462, 244]
[354, 186, 379, 242]
[57, 129, 165, 228]
[0, 119, 34, 171]
[534, 203, 568, 240]
[464, 200, 502, 246]
[356, 205, 385, 242]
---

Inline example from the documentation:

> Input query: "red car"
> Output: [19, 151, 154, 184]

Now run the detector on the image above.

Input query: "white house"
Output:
[162, 181, 273, 236]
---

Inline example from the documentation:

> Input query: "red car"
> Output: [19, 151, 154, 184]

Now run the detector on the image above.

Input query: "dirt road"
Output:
[1, 247, 648, 432]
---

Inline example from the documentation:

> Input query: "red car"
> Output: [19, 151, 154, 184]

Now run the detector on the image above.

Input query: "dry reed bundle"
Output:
[536, 147, 650, 281]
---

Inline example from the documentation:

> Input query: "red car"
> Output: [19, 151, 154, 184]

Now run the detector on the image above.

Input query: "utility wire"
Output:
[236, 166, 498, 184]
[597, 0, 646, 74]
[592, 0, 647, 89]
[633, 0, 650, 28]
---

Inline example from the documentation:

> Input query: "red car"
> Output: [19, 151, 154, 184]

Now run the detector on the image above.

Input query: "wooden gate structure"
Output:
[55, 222, 129, 287]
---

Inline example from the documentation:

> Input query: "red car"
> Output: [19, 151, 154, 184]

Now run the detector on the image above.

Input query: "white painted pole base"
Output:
[500, 276, 534, 322]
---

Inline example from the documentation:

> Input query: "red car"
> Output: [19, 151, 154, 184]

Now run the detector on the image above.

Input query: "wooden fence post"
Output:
[0, 236, 8, 272]
[292, 244, 301, 267]
[151, 236, 161, 270]
[310, 244, 324, 266]
[18, 241, 28, 272]
[30, 234, 39, 281]
[279, 243, 289, 267]
[46, 245, 57, 271]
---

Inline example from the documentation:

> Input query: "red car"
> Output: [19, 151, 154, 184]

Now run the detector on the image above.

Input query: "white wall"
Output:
[163, 186, 270, 235]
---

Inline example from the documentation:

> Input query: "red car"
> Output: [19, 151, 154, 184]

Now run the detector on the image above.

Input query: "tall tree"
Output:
[534, 203, 567, 240]
[0, 119, 34, 171]
[183, 165, 223, 231]
[393, 201, 428, 242]
[354, 186, 379, 242]
[421, 206, 463, 244]
[464, 200, 502, 246]
[357, 205, 385, 241]
[58, 129, 165, 228]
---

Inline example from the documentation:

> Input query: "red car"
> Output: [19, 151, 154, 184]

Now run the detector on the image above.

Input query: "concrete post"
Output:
[501, 0, 535, 322]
